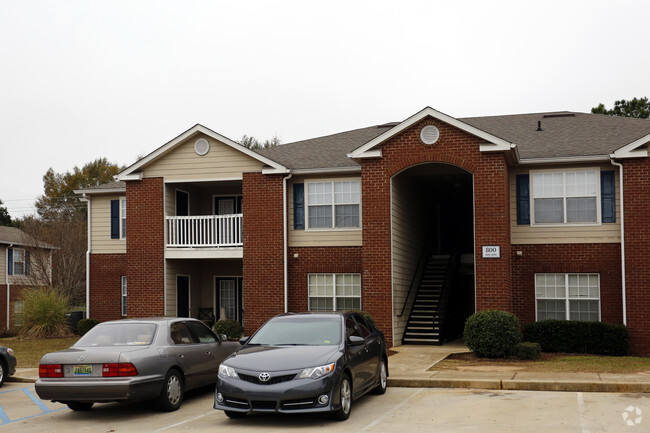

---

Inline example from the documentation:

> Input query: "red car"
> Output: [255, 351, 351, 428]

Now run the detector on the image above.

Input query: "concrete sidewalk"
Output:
[10, 343, 650, 393]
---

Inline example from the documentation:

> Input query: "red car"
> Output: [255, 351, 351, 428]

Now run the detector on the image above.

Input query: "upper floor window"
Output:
[7, 247, 30, 276]
[306, 180, 360, 229]
[111, 198, 126, 239]
[531, 169, 599, 224]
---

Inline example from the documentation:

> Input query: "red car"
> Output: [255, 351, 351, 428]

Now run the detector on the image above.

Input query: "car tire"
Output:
[0, 359, 6, 388]
[224, 410, 247, 419]
[66, 402, 94, 411]
[157, 369, 184, 412]
[331, 374, 352, 421]
[371, 358, 387, 395]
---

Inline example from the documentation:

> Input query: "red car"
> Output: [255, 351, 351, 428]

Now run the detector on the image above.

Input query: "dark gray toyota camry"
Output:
[214, 311, 388, 421]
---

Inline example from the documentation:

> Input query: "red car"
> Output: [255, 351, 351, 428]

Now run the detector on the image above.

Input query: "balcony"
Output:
[166, 215, 242, 257]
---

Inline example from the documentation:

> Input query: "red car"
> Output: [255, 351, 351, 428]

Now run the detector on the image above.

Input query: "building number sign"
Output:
[482, 246, 500, 259]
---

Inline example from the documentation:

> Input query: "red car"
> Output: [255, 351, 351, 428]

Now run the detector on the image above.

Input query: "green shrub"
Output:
[346, 310, 376, 328]
[213, 319, 243, 340]
[78, 318, 100, 336]
[463, 310, 521, 358]
[19, 288, 73, 339]
[511, 342, 541, 360]
[523, 320, 629, 356]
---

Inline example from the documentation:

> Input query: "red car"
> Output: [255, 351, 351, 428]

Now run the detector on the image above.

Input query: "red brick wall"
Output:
[125, 177, 165, 317]
[359, 117, 512, 345]
[621, 158, 650, 355]
[511, 243, 622, 325]
[0, 284, 31, 329]
[287, 246, 363, 312]
[89, 254, 127, 321]
[242, 172, 285, 335]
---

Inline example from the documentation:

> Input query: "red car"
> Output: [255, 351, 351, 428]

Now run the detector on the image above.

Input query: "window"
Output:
[531, 170, 599, 224]
[111, 198, 127, 239]
[535, 273, 600, 321]
[8, 248, 29, 276]
[121, 276, 127, 316]
[120, 198, 127, 239]
[308, 273, 361, 311]
[14, 300, 25, 327]
[306, 180, 360, 229]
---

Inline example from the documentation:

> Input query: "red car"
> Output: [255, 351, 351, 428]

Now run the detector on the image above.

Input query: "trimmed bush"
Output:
[213, 319, 243, 340]
[78, 318, 100, 336]
[19, 288, 73, 339]
[511, 342, 541, 360]
[464, 310, 521, 358]
[523, 320, 629, 356]
[346, 310, 376, 328]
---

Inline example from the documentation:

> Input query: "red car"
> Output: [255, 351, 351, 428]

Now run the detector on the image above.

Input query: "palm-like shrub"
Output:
[19, 288, 73, 339]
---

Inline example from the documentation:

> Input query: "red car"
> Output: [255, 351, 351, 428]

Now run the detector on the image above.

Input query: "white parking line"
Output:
[149, 410, 213, 432]
[357, 389, 424, 432]
[577, 392, 591, 433]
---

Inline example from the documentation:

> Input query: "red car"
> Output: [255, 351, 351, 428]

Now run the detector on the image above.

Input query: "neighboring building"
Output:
[77, 107, 650, 354]
[0, 226, 55, 329]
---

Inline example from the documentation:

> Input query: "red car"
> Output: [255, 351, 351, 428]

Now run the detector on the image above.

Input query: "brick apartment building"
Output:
[76, 107, 650, 354]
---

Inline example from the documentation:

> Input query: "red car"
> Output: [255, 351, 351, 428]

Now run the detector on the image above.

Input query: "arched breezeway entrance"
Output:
[391, 163, 475, 345]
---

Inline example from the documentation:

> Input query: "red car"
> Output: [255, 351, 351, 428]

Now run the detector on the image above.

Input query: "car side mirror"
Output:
[219, 334, 228, 343]
[348, 335, 365, 347]
[239, 336, 249, 345]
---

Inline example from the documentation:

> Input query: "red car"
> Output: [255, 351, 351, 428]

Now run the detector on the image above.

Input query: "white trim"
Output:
[86, 199, 91, 319]
[121, 275, 128, 316]
[119, 197, 127, 240]
[519, 155, 611, 165]
[534, 273, 601, 322]
[304, 178, 362, 231]
[214, 276, 242, 321]
[165, 248, 243, 259]
[165, 176, 244, 184]
[74, 187, 126, 195]
[349, 107, 515, 159]
[610, 159, 626, 325]
[612, 133, 650, 159]
[307, 273, 362, 312]
[117, 124, 288, 180]
[292, 167, 361, 175]
[283, 173, 292, 314]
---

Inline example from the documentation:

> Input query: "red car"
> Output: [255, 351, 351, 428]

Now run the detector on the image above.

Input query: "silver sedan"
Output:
[35, 317, 240, 412]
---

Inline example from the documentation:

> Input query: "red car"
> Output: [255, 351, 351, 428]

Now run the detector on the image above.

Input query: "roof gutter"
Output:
[282, 172, 293, 313]
[609, 157, 626, 326]
[80, 195, 91, 320]
[518, 155, 611, 165]
[6, 243, 12, 329]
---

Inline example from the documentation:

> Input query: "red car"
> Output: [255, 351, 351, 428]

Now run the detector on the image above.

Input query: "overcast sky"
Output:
[1, 0, 648, 219]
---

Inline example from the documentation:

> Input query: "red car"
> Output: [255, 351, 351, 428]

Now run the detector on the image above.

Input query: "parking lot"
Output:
[2, 381, 649, 432]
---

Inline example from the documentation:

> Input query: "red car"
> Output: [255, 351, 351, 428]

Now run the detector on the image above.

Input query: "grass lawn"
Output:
[433, 352, 650, 374]
[0, 337, 79, 368]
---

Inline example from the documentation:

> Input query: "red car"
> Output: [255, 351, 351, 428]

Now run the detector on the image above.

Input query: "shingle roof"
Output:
[256, 112, 650, 169]
[0, 226, 56, 249]
[76, 181, 126, 194]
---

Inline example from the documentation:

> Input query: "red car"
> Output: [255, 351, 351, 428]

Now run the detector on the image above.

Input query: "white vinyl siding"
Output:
[90, 195, 127, 254]
[536, 273, 600, 322]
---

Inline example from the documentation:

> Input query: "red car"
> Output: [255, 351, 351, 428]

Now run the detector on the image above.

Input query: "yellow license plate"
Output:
[73, 364, 92, 376]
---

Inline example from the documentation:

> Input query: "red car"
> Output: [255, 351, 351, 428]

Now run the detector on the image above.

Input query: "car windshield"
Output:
[248, 316, 341, 346]
[74, 323, 157, 347]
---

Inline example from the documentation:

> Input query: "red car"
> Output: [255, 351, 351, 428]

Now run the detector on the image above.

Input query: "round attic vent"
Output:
[420, 125, 440, 145]
[194, 138, 209, 156]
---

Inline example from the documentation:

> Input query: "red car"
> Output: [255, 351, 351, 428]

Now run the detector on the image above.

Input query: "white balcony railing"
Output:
[166, 214, 243, 248]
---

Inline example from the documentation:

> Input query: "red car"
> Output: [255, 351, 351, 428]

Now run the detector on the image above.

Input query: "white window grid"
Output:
[121, 276, 128, 316]
[120, 198, 127, 239]
[535, 273, 600, 322]
[12, 248, 25, 275]
[308, 273, 361, 312]
[306, 180, 361, 230]
[530, 169, 600, 226]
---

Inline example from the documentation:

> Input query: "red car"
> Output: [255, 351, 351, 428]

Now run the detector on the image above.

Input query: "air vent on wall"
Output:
[194, 138, 210, 156]
[420, 125, 440, 145]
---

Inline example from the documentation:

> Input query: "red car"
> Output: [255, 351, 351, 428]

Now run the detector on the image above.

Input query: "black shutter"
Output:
[601, 170, 616, 223]
[516, 174, 530, 225]
[293, 183, 305, 229]
[25, 250, 30, 276]
[7, 248, 12, 275]
[110, 200, 119, 239]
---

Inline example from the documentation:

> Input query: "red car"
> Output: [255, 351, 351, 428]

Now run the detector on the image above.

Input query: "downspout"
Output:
[6, 243, 12, 329]
[610, 159, 626, 325]
[282, 172, 293, 313]
[83, 195, 91, 319]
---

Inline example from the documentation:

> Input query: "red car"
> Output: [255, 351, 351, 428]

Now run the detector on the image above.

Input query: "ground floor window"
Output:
[121, 276, 127, 316]
[308, 273, 361, 311]
[535, 273, 600, 321]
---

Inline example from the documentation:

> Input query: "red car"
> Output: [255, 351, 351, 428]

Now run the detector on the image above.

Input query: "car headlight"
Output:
[218, 364, 239, 379]
[299, 363, 335, 379]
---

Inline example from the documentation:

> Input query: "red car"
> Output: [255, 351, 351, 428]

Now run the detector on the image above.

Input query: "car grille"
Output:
[238, 373, 296, 385]
[251, 400, 277, 410]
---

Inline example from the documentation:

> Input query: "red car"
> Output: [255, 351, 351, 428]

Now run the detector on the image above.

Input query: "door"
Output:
[176, 190, 189, 216]
[216, 278, 242, 323]
[168, 321, 205, 390]
[344, 315, 376, 397]
[177, 276, 190, 318]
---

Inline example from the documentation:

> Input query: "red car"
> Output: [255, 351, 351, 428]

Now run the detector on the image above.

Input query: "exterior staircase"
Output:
[402, 255, 450, 345]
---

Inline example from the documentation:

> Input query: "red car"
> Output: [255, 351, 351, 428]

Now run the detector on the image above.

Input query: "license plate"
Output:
[73, 364, 92, 376]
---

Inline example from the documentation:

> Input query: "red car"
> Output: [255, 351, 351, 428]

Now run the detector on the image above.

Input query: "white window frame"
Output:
[305, 179, 361, 231]
[121, 276, 127, 316]
[535, 273, 601, 322]
[307, 273, 361, 312]
[120, 198, 127, 239]
[11, 248, 26, 276]
[530, 168, 601, 226]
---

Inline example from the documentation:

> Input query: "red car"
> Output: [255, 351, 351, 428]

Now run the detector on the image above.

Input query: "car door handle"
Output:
[178, 354, 184, 359]
[206, 351, 212, 355]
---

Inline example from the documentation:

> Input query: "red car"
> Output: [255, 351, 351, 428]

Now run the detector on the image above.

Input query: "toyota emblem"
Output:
[259, 372, 271, 382]
[77, 356, 85, 362]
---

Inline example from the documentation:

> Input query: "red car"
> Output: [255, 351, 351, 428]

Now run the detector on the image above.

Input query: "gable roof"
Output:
[117, 124, 288, 181]
[0, 226, 56, 249]
[75, 181, 126, 195]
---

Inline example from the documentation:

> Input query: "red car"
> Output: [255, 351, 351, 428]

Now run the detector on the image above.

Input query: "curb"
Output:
[7, 376, 36, 384]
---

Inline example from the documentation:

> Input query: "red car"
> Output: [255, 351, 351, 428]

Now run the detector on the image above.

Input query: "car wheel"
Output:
[66, 402, 94, 411]
[332, 374, 352, 421]
[372, 358, 387, 395]
[157, 369, 184, 412]
[0, 360, 6, 387]
[224, 410, 247, 419]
